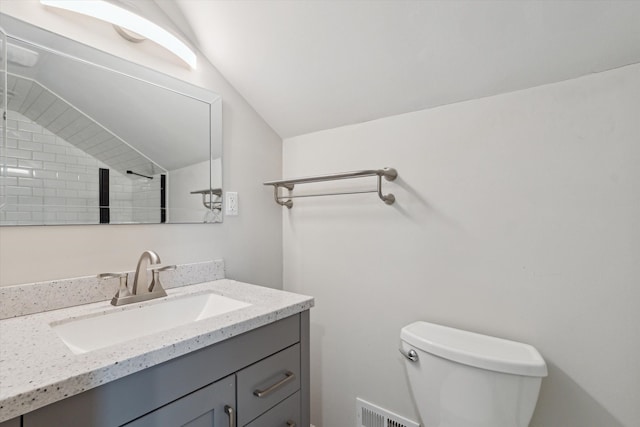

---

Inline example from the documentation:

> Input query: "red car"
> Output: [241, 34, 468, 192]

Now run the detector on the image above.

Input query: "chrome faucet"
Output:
[98, 250, 176, 306]
[132, 250, 161, 295]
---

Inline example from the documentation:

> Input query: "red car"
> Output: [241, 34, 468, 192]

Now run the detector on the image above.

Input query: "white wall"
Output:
[0, 3, 284, 288]
[283, 64, 640, 427]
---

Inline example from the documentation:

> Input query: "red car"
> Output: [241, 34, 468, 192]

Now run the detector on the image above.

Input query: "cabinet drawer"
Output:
[244, 391, 300, 427]
[237, 344, 300, 426]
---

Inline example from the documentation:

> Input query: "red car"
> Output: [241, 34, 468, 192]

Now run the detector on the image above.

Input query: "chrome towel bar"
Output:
[264, 167, 398, 208]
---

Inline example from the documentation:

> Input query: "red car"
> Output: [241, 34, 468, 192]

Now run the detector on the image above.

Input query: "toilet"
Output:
[400, 321, 547, 427]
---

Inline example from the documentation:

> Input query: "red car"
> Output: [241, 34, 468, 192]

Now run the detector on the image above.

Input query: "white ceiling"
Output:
[172, 0, 640, 139]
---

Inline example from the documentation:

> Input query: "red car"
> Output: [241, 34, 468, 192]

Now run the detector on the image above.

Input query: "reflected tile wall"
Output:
[0, 111, 159, 225]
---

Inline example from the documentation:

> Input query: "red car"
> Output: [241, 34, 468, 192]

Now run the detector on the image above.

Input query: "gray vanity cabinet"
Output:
[21, 311, 310, 427]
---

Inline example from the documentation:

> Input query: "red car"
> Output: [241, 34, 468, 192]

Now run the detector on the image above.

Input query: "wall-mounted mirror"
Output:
[0, 14, 222, 225]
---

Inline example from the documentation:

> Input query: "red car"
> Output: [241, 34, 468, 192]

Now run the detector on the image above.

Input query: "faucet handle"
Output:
[97, 272, 127, 279]
[150, 265, 177, 272]
[148, 265, 175, 294]
[98, 272, 131, 300]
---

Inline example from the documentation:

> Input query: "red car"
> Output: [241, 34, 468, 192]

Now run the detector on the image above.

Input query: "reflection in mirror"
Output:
[0, 14, 222, 225]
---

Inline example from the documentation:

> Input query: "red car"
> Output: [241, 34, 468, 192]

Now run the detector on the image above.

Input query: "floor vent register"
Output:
[356, 398, 420, 427]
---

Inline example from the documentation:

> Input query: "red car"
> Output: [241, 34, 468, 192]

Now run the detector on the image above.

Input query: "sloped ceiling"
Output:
[172, 0, 640, 139]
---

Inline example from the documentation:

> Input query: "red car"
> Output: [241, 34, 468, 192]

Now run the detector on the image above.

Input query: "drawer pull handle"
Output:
[224, 405, 235, 427]
[286, 421, 296, 427]
[253, 371, 296, 398]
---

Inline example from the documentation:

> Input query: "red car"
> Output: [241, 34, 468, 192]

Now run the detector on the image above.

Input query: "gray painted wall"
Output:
[283, 64, 640, 427]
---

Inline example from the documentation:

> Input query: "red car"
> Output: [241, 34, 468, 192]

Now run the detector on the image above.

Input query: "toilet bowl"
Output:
[400, 321, 547, 427]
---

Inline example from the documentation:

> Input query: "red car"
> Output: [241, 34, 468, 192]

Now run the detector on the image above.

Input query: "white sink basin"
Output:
[51, 292, 252, 354]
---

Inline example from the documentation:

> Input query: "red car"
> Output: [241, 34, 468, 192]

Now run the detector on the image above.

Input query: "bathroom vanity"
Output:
[0, 279, 313, 427]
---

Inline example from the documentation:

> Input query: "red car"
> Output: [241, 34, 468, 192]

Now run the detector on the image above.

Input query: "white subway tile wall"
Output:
[0, 111, 161, 225]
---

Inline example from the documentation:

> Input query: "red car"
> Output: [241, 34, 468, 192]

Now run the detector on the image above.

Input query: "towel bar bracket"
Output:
[377, 174, 395, 205]
[273, 185, 294, 209]
[190, 189, 222, 210]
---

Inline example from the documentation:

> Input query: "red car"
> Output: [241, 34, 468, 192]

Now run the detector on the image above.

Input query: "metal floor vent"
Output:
[357, 398, 420, 427]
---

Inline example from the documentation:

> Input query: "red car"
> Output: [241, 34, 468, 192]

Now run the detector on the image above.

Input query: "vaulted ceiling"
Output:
[171, 0, 640, 139]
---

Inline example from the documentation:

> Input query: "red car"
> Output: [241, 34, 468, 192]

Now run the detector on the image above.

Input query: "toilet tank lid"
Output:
[400, 321, 548, 377]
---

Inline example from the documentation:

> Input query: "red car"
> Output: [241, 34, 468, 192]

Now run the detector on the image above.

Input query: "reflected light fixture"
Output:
[6, 43, 40, 67]
[40, 0, 197, 69]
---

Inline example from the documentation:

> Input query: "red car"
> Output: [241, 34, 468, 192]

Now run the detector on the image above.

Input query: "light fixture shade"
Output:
[40, 0, 197, 69]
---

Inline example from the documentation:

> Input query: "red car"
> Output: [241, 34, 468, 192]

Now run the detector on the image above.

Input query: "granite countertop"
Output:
[0, 280, 314, 422]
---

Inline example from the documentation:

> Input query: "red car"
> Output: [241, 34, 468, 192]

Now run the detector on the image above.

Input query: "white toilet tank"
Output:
[400, 321, 547, 427]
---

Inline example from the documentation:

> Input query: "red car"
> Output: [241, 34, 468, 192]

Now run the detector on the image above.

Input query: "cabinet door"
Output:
[0, 417, 20, 427]
[123, 374, 235, 427]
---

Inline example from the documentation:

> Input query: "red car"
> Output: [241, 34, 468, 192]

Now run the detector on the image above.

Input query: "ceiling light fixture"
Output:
[40, 0, 197, 69]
